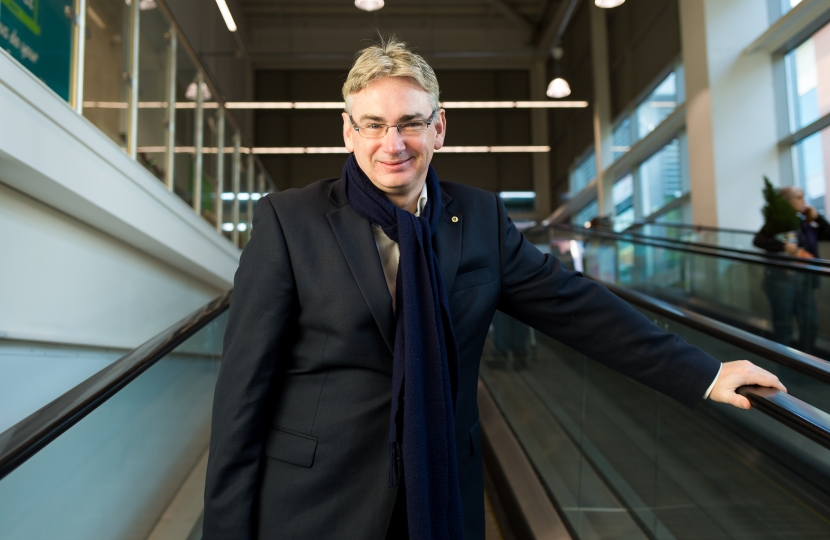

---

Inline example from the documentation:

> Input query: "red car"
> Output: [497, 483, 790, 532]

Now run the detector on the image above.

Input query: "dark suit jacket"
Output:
[203, 177, 721, 540]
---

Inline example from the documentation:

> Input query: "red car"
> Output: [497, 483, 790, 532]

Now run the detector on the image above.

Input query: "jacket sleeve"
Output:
[815, 214, 830, 241]
[494, 197, 720, 408]
[203, 196, 298, 539]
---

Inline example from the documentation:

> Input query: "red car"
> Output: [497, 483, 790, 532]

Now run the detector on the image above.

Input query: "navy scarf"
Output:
[342, 154, 464, 540]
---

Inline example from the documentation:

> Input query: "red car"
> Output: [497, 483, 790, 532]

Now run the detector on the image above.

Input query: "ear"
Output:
[342, 112, 355, 153]
[433, 109, 447, 150]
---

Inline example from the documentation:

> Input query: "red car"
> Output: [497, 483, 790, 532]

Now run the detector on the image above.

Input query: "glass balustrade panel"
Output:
[0, 311, 226, 540]
[480, 308, 830, 539]
[82, 0, 130, 149]
[136, 4, 172, 181]
[172, 47, 197, 206]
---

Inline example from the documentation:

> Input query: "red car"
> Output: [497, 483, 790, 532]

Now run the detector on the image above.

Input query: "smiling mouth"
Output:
[380, 157, 412, 166]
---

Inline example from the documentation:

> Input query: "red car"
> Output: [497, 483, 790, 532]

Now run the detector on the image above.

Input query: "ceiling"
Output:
[234, 0, 576, 70]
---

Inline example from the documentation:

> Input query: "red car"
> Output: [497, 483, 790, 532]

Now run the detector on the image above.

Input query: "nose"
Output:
[380, 126, 407, 156]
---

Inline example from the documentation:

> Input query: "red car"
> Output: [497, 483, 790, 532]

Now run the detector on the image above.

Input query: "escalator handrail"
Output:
[545, 223, 830, 274]
[739, 386, 830, 451]
[628, 221, 756, 236]
[0, 290, 233, 482]
[599, 280, 830, 386]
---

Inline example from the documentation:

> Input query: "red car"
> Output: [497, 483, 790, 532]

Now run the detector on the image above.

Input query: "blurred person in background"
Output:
[754, 186, 830, 353]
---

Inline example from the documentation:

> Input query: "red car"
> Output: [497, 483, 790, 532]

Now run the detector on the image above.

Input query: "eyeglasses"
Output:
[349, 109, 437, 139]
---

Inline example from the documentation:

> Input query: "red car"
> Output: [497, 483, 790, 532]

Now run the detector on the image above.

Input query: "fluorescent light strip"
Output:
[137, 146, 552, 154]
[499, 191, 536, 199]
[88, 101, 588, 110]
[215, 0, 238, 32]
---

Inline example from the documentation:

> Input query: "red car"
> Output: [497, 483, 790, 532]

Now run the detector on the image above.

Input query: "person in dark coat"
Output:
[754, 186, 830, 352]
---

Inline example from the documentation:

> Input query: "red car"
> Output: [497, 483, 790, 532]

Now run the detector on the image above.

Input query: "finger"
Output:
[727, 394, 752, 410]
[743, 367, 787, 392]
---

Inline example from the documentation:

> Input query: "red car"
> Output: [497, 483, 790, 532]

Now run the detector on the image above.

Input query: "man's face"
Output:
[789, 189, 807, 213]
[342, 77, 446, 197]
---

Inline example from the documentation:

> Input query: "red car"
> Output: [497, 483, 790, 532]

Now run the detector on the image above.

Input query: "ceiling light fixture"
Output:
[595, 0, 625, 7]
[215, 0, 238, 32]
[355, 0, 384, 11]
[547, 47, 572, 99]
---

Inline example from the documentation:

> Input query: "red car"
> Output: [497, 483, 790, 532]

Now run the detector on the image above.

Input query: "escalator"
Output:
[531, 223, 830, 359]
[1, 282, 829, 539]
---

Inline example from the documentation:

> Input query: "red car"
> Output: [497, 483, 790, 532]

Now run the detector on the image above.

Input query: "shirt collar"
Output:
[414, 182, 428, 217]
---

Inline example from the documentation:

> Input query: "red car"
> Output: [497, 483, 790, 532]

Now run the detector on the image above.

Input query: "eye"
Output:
[366, 124, 383, 130]
[404, 122, 423, 128]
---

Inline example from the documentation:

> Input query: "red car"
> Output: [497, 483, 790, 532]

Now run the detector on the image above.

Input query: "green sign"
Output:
[0, 0, 73, 101]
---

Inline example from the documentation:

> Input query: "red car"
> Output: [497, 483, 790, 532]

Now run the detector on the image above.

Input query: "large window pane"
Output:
[781, 0, 803, 15]
[640, 139, 683, 216]
[573, 199, 598, 227]
[82, 0, 130, 148]
[792, 126, 829, 215]
[611, 118, 633, 162]
[636, 71, 680, 140]
[785, 20, 830, 132]
[570, 150, 596, 194]
[612, 174, 634, 232]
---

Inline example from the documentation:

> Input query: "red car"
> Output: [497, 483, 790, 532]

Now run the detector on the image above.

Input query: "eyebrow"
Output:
[357, 112, 430, 123]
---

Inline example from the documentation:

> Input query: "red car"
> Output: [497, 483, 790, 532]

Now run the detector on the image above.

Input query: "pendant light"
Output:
[595, 0, 625, 7]
[546, 46, 571, 99]
[355, 0, 384, 11]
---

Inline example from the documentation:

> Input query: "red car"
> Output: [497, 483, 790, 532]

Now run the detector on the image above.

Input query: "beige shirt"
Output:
[373, 183, 429, 314]
[371, 182, 721, 398]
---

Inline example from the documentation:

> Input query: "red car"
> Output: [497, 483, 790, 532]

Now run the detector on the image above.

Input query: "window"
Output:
[781, 20, 830, 217]
[781, 0, 803, 15]
[570, 150, 597, 195]
[612, 174, 634, 232]
[573, 199, 599, 228]
[610, 65, 684, 164]
[792, 126, 829, 215]
[611, 118, 633, 162]
[636, 70, 682, 139]
[784, 21, 830, 132]
[640, 139, 683, 216]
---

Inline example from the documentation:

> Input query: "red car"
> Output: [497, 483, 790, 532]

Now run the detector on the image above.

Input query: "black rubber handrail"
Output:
[629, 221, 756, 235]
[0, 290, 232, 482]
[600, 280, 830, 385]
[543, 223, 830, 274]
[738, 386, 830, 451]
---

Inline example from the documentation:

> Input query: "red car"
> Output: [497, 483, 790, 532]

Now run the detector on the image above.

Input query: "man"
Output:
[204, 38, 785, 540]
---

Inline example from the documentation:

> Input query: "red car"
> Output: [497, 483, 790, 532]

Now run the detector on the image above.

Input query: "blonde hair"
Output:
[342, 36, 440, 114]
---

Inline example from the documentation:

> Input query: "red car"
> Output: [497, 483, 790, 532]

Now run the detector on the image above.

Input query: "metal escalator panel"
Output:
[482, 300, 830, 539]
[0, 295, 229, 540]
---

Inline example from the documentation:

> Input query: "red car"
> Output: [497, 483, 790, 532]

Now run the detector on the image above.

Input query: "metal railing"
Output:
[62, 0, 275, 248]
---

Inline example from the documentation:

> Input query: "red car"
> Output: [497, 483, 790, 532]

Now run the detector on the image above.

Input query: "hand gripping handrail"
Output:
[0, 290, 232, 481]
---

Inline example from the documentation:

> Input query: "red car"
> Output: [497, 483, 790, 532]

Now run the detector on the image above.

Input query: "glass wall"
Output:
[783, 20, 830, 219]
[569, 149, 596, 195]
[573, 199, 598, 227]
[639, 138, 683, 216]
[612, 174, 634, 232]
[610, 65, 684, 165]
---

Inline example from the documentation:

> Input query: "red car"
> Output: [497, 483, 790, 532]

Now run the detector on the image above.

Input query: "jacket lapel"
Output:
[327, 179, 396, 353]
[435, 190, 462, 294]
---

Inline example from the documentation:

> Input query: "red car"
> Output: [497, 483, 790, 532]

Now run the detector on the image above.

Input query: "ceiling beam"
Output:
[483, 0, 534, 33]
[533, 0, 581, 51]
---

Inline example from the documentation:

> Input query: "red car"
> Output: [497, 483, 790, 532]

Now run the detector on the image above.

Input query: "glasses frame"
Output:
[349, 109, 438, 139]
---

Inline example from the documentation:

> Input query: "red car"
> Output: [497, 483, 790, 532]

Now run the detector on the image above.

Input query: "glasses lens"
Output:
[399, 121, 429, 136]
[360, 125, 387, 138]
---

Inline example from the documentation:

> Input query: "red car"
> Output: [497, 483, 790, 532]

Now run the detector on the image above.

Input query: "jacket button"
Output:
[452, 216, 459, 223]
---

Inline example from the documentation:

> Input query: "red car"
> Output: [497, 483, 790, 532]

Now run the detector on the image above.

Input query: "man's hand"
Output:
[709, 360, 787, 410]
[804, 205, 819, 222]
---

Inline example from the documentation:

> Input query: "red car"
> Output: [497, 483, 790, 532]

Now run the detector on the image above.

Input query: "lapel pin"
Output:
[451, 216, 459, 223]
